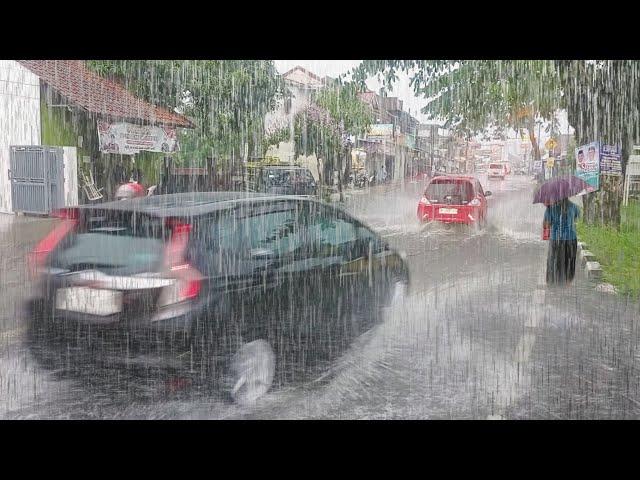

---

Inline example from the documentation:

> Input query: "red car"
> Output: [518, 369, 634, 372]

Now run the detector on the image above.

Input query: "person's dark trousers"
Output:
[546, 239, 578, 284]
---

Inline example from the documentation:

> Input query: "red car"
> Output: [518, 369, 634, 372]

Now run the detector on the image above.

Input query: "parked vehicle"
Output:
[474, 162, 488, 175]
[349, 170, 370, 189]
[26, 193, 409, 404]
[245, 162, 317, 196]
[157, 167, 211, 195]
[417, 175, 491, 227]
[488, 163, 508, 180]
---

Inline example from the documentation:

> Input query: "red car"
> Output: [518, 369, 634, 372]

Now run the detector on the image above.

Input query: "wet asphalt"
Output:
[1, 175, 639, 419]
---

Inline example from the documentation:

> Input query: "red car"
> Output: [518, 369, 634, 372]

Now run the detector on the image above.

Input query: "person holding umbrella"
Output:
[534, 175, 588, 286]
[543, 198, 580, 285]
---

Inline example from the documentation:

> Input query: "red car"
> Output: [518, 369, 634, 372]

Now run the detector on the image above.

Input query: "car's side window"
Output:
[224, 205, 303, 258]
[476, 181, 484, 196]
[192, 204, 303, 269]
[299, 204, 385, 260]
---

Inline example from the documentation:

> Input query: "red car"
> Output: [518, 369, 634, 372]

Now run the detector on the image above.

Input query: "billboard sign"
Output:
[97, 121, 179, 155]
[368, 124, 394, 138]
[575, 142, 600, 192]
[599, 144, 622, 176]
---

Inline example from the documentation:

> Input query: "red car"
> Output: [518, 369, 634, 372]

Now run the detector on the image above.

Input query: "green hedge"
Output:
[576, 201, 640, 297]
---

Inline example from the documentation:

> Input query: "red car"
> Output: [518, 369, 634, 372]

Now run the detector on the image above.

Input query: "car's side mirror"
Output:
[484, 191, 492, 197]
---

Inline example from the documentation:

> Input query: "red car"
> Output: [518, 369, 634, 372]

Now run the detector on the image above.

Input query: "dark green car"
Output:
[26, 193, 409, 404]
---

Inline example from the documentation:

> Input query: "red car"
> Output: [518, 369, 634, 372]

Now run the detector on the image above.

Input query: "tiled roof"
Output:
[283, 66, 325, 88]
[18, 60, 194, 128]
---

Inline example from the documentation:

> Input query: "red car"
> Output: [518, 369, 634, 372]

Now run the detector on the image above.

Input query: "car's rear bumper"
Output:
[417, 205, 480, 225]
[26, 296, 196, 335]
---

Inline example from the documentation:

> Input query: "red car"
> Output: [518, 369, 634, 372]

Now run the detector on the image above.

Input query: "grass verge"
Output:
[576, 201, 640, 298]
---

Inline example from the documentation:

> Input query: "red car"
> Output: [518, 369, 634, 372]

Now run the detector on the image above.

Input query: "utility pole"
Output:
[430, 124, 435, 175]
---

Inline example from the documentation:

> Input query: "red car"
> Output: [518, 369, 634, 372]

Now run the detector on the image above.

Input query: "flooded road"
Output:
[1, 175, 639, 419]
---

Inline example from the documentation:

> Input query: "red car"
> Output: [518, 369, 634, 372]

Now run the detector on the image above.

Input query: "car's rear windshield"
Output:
[425, 180, 474, 204]
[48, 210, 167, 275]
[489, 164, 503, 169]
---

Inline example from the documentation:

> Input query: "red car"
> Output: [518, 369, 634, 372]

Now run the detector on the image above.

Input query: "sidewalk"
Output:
[0, 213, 55, 331]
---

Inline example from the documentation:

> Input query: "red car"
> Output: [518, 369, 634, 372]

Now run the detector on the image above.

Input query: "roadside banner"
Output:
[97, 121, 179, 155]
[368, 124, 394, 138]
[599, 144, 622, 176]
[575, 141, 600, 192]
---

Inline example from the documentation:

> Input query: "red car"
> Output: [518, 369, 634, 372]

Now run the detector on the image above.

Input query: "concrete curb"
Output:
[577, 240, 618, 294]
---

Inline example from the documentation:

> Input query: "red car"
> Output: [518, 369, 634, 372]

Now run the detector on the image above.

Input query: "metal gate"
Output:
[8, 146, 65, 215]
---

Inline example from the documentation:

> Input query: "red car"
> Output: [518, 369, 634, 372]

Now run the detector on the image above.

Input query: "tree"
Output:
[87, 60, 284, 185]
[294, 83, 373, 200]
[556, 60, 640, 228]
[349, 60, 562, 165]
[294, 103, 344, 192]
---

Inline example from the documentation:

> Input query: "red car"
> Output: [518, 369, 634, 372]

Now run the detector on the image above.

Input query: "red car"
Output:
[417, 175, 492, 226]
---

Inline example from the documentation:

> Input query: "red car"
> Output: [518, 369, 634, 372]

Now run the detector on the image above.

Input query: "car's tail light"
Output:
[28, 208, 79, 278]
[420, 196, 431, 205]
[469, 198, 481, 206]
[158, 219, 202, 306]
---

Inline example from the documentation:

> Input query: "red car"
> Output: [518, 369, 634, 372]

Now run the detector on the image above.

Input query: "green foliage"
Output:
[263, 126, 291, 154]
[349, 60, 562, 139]
[315, 83, 373, 137]
[294, 105, 343, 181]
[576, 201, 640, 297]
[87, 60, 284, 169]
[294, 84, 373, 184]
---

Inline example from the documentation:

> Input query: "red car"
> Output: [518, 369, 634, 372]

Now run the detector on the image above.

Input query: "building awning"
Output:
[18, 60, 194, 128]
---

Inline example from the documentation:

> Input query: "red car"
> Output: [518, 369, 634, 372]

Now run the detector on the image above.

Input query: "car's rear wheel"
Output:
[227, 339, 275, 406]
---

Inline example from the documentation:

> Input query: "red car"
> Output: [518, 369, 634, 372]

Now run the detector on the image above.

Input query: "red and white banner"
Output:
[97, 121, 179, 155]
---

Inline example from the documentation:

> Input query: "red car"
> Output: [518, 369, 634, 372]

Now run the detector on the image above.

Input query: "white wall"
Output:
[0, 61, 41, 213]
[62, 146, 78, 206]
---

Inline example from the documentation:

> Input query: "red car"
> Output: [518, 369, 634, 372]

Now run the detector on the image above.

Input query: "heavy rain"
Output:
[0, 59, 639, 420]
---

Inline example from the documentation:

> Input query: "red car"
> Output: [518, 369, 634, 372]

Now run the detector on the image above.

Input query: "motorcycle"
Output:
[348, 170, 370, 189]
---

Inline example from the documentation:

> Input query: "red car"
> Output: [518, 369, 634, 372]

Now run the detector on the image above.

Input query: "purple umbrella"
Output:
[533, 175, 593, 204]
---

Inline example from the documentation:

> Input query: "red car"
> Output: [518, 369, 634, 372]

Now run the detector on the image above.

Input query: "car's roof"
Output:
[430, 175, 477, 182]
[79, 192, 320, 218]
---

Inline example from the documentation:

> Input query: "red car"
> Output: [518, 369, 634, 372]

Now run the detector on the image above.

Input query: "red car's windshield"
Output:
[425, 180, 475, 205]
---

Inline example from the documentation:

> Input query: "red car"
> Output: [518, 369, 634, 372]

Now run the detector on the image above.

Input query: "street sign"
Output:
[545, 138, 558, 150]
[546, 157, 555, 168]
